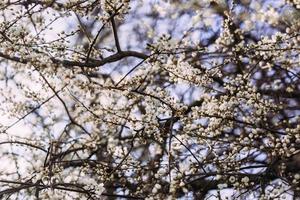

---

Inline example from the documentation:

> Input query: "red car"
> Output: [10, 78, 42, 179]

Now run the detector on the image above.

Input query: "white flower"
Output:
[216, 174, 222, 180]
[95, 183, 105, 197]
[192, 12, 201, 25]
[217, 183, 228, 189]
[229, 176, 236, 183]
[241, 176, 250, 183]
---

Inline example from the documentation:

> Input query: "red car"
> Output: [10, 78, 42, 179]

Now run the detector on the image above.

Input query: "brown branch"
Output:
[36, 70, 91, 136]
[115, 54, 150, 86]
[0, 141, 47, 152]
[0, 50, 148, 68]
[259, 89, 300, 99]
[111, 16, 121, 52]
[2, 85, 67, 133]
[85, 5, 124, 63]
[107, 129, 142, 177]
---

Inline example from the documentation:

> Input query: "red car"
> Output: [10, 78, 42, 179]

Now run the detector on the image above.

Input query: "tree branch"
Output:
[0, 50, 148, 68]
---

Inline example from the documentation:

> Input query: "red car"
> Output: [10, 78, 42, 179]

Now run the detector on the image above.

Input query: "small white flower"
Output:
[217, 183, 228, 189]
[229, 176, 236, 183]
[95, 183, 105, 197]
[241, 176, 250, 183]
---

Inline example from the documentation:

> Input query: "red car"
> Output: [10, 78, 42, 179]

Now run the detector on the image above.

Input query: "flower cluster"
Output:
[0, 0, 299, 199]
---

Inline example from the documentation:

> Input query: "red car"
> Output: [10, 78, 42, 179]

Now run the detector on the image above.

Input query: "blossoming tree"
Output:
[0, 0, 299, 199]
